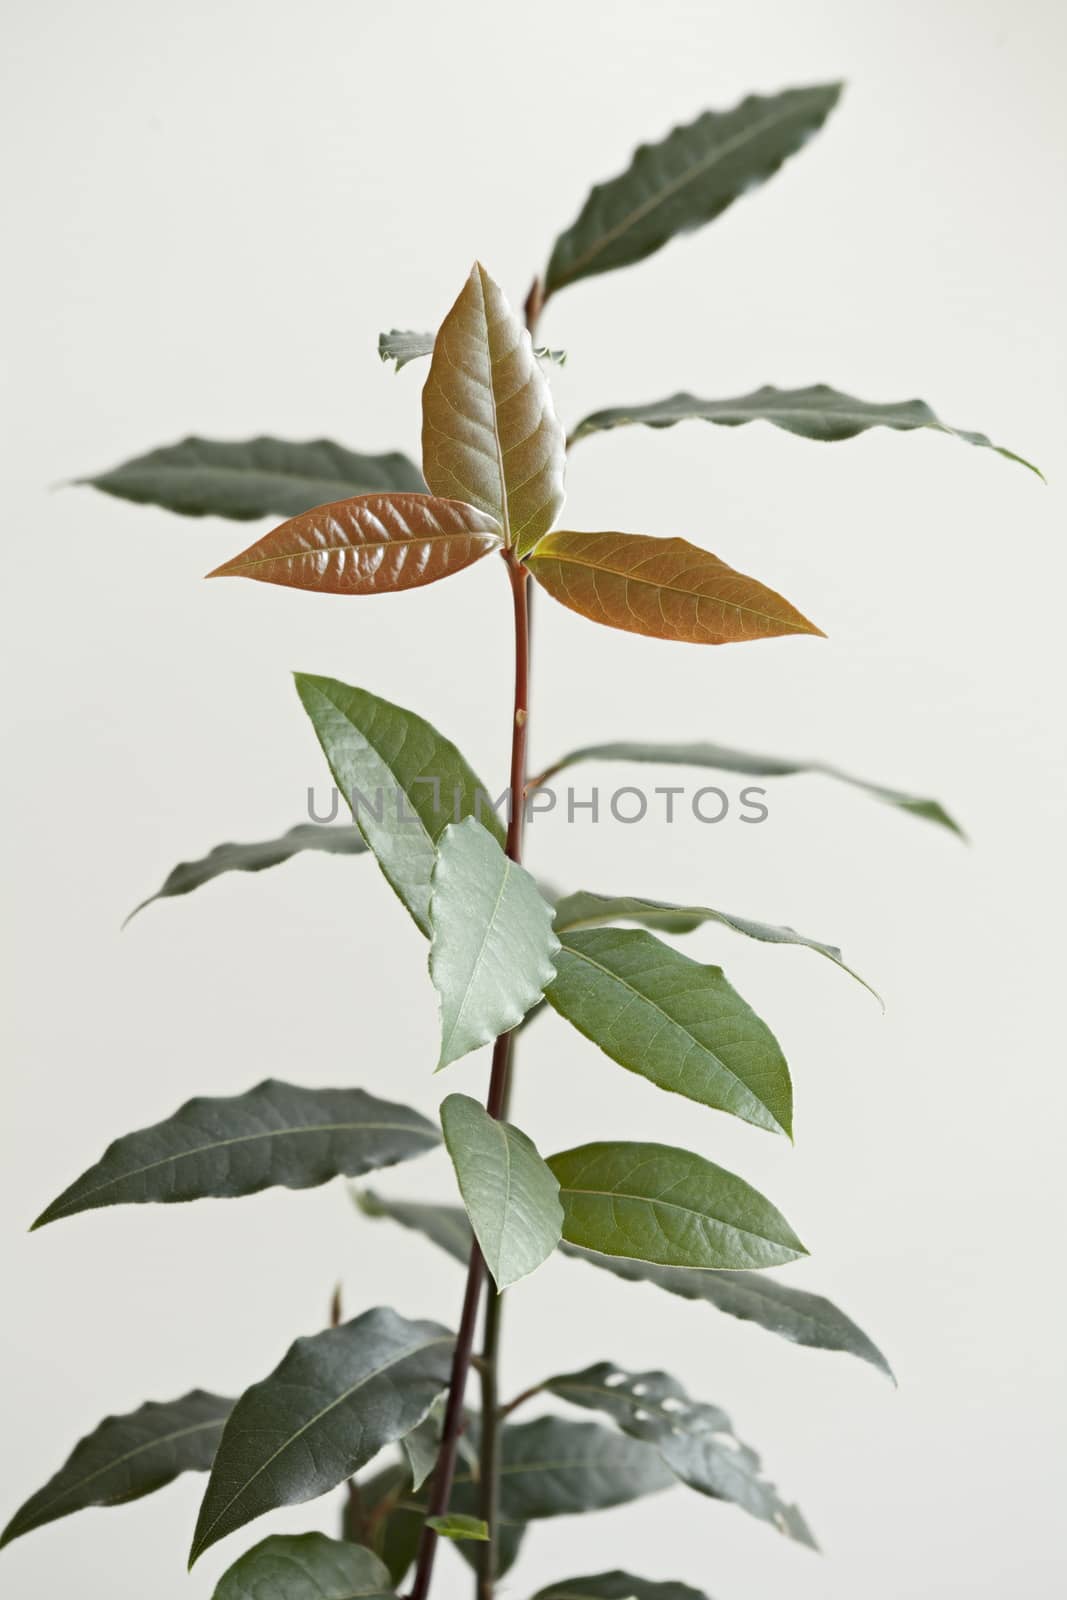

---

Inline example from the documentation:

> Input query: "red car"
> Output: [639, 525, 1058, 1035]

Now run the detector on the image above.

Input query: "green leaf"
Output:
[212, 1533, 397, 1599]
[544, 1362, 814, 1546]
[0, 1391, 232, 1548]
[452, 1416, 671, 1521]
[534, 738, 963, 836]
[547, 1141, 806, 1270]
[190, 1308, 454, 1564]
[544, 84, 842, 296]
[350, 1464, 425, 1585]
[430, 818, 559, 1067]
[365, 1453, 526, 1581]
[440, 1095, 562, 1289]
[553, 889, 877, 1000]
[422, 263, 566, 556]
[569, 385, 1041, 476]
[354, 1190, 892, 1378]
[355, 1188, 473, 1265]
[79, 437, 425, 521]
[33, 1080, 439, 1228]
[564, 1247, 892, 1380]
[425, 1513, 489, 1541]
[532, 1574, 710, 1600]
[125, 823, 368, 925]
[294, 674, 502, 936]
[379, 328, 566, 370]
[547, 928, 792, 1135]
[398, 1397, 444, 1492]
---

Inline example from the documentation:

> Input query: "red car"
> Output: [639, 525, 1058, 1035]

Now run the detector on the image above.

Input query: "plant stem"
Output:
[406, 551, 530, 1600]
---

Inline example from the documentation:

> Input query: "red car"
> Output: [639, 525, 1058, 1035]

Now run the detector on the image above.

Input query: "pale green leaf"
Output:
[426, 1513, 489, 1541]
[430, 818, 559, 1067]
[547, 928, 792, 1135]
[440, 1094, 562, 1289]
[548, 1141, 807, 1270]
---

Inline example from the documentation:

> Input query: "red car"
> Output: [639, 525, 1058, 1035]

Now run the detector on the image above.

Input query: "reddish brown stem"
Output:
[406, 552, 530, 1600]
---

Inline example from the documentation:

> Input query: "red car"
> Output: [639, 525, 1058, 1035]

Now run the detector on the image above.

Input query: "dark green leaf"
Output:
[33, 1080, 438, 1228]
[544, 84, 842, 295]
[349, 1464, 423, 1585]
[544, 1362, 814, 1546]
[190, 1308, 454, 1564]
[379, 329, 566, 370]
[399, 1397, 444, 1492]
[354, 1188, 472, 1265]
[79, 437, 425, 521]
[294, 674, 502, 936]
[0, 1391, 231, 1548]
[212, 1533, 396, 1599]
[534, 739, 963, 836]
[569, 385, 1040, 476]
[548, 1141, 806, 1270]
[354, 1190, 890, 1379]
[547, 928, 792, 1135]
[431, 819, 559, 1067]
[426, 1513, 489, 1541]
[454, 1416, 671, 1521]
[441, 1094, 562, 1289]
[422, 264, 566, 557]
[125, 824, 367, 925]
[532, 1572, 711, 1600]
[553, 889, 876, 1000]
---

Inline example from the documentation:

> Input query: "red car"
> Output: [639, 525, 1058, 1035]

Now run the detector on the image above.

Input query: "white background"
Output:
[2, 1, 1065, 1596]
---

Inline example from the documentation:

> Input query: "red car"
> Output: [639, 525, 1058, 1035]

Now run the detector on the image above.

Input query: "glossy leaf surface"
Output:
[126, 824, 367, 924]
[422, 263, 565, 556]
[537, 738, 962, 835]
[355, 1191, 891, 1376]
[545, 84, 841, 294]
[207, 493, 501, 595]
[441, 1094, 563, 1289]
[34, 1080, 438, 1228]
[570, 385, 1040, 475]
[547, 928, 792, 1135]
[430, 818, 559, 1067]
[548, 1141, 806, 1270]
[190, 1308, 453, 1563]
[533, 1573, 710, 1600]
[212, 1533, 396, 1599]
[527, 530, 821, 644]
[553, 889, 875, 998]
[1, 1391, 232, 1548]
[295, 674, 502, 935]
[380, 328, 565, 370]
[545, 1362, 813, 1545]
[79, 437, 424, 520]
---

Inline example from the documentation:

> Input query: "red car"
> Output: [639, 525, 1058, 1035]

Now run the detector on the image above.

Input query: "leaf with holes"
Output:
[534, 738, 963, 835]
[0, 1392, 232, 1548]
[441, 1095, 562, 1289]
[547, 927, 792, 1135]
[212, 1533, 397, 1599]
[544, 84, 841, 295]
[295, 674, 502, 935]
[544, 1361, 814, 1546]
[207, 493, 501, 595]
[527, 531, 821, 644]
[421, 263, 566, 556]
[430, 818, 559, 1067]
[189, 1308, 453, 1563]
[548, 1142, 806, 1270]
[33, 1080, 438, 1228]
[78, 437, 424, 520]
[569, 385, 1040, 476]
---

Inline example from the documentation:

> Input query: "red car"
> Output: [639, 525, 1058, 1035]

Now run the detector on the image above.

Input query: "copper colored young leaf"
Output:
[190, 1308, 453, 1563]
[544, 84, 842, 295]
[526, 531, 821, 644]
[547, 1141, 807, 1271]
[79, 436, 424, 521]
[569, 385, 1041, 476]
[421, 264, 566, 556]
[0, 1391, 232, 1548]
[207, 493, 501, 595]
